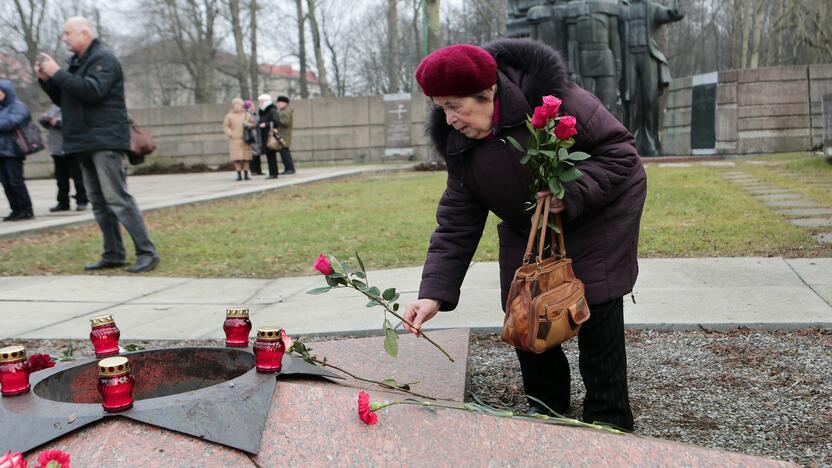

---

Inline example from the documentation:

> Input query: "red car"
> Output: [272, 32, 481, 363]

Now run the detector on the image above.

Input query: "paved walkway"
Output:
[0, 164, 408, 239]
[2, 257, 831, 340]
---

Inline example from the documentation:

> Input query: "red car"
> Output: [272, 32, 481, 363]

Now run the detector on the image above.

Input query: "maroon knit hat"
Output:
[415, 44, 497, 97]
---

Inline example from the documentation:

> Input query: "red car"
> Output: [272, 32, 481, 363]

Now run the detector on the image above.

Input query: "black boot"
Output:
[244, 171, 250, 180]
[236, 171, 242, 181]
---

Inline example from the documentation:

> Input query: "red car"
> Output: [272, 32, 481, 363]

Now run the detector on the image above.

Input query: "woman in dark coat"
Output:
[0, 80, 34, 221]
[256, 94, 280, 179]
[403, 40, 647, 431]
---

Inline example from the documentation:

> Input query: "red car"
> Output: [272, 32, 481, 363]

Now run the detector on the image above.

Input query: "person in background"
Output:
[275, 95, 295, 175]
[244, 100, 261, 164]
[35, 16, 160, 273]
[257, 93, 280, 179]
[223, 97, 254, 181]
[0, 79, 34, 222]
[39, 105, 87, 211]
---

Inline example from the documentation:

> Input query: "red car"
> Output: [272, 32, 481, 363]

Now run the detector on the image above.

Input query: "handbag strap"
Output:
[523, 194, 568, 265]
[522, 199, 544, 265]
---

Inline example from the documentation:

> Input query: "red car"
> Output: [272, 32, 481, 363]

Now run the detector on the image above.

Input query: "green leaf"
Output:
[539, 150, 556, 158]
[352, 280, 368, 291]
[506, 136, 524, 152]
[559, 167, 583, 182]
[564, 151, 591, 161]
[380, 378, 412, 390]
[367, 299, 382, 307]
[527, 148, 539, 156]
[383, 321, 399, 357]
[393, 302, 400, 311]
[555, 183, 566, 199]
[390, 293, 400, 303]
[558, 148, 569, 160]
[547, 220, 561, 234]
[520, 154, 531, 165]
[325, 276, 342, 287]
[368, 286, 381, 298]
[548, 177, 561, 195]
[382, 288, 396, 301]
[307, 286, 332, 295]
[560, 137, 575, 149]
[329, 255, 346, 276]
[352, 271, 366, 279]
[355, 251, 367, 274]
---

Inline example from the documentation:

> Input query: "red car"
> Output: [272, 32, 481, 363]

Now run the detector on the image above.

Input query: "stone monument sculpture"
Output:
[620, 0, 684, 156]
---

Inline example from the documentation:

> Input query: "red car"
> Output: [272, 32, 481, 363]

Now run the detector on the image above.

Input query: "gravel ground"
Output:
[13, 329, 832, 466]
[469, 329, 832, 467]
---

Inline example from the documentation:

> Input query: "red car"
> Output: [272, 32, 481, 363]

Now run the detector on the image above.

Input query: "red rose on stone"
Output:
[312, 254, 333, 275]
[0, 451, 26, 468]
[554, 115, 578, 140]
[357, 391, 378, 425]
[280, 329, 293, 350]
[542, 95, 562, 119]
[27, 354, 56, 373]
[530, 105, 549, 129]
[35, 450, 70, 468]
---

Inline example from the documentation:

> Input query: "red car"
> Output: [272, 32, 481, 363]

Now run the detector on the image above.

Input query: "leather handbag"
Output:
[13, 122, 45, 157]
[127, 119, 156, 165]
[502, 195, 590, 353]
[265, 125, 285, 151]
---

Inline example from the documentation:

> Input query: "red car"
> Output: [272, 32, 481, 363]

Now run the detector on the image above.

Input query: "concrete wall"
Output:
[24, 94, 434, 178]
[660, 63, 832, 156]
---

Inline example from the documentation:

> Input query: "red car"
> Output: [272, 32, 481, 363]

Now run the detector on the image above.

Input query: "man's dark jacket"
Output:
[419, 39, 647, 310]
[258, 104, 279, 150]
[39, 39, 130, 155]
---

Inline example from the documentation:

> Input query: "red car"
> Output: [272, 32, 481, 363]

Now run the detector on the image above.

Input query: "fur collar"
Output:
[427, 39, 570, 158]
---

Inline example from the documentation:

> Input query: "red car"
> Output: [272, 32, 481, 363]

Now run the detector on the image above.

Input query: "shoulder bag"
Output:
[502, 195, 590, 353]
[13, 122, 45, 157]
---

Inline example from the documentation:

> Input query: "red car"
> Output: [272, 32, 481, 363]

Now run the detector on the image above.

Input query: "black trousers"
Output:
[52, 154, 87, 206]
[515, 297, 634, 431]
[0, 157, 33, 215]
[252, 150, 278, 176]
[279, 147, 295, 172]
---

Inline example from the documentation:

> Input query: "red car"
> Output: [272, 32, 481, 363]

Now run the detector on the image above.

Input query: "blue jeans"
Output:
[78, 150, 158, 262]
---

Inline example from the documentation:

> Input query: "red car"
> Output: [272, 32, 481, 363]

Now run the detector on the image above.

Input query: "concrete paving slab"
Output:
[0, 276, 56, 293]
[624, 286, 832, 329]
[777, 208, 832, 217]
[789, 217, 832, 228]
[244, 276, 320, 303]
[658, 162, 692, 168]
[633, 257, 806, 288]
[784, 258, 832, 286]
[0, 276, 190, 303]
[754, 193, 802, 200]
[815, 233, 832, 244]
[0, 301, 119, 339]
[764, 199, 818, 208]
[700, 161, 736, 167]
[746, 188, 790, 195]
[131, 278, 272, 304]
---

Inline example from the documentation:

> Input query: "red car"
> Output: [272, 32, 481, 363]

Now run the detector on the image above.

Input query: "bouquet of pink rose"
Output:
[506, 95, 589, 207]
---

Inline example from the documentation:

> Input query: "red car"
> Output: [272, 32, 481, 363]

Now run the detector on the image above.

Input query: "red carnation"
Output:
[0, 451, 26, 468]
[312, 254, 333, 275]
[530, 106, 549, 129]
[35, 450, 70, 468]
[357, 391, 378, 425]
[542, 95, 562, 119]
[27, 354, 56, 373]
[554, 115, 578, 140]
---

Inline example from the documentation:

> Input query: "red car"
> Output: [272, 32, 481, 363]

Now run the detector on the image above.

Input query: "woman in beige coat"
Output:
[223, 98, 255, 181]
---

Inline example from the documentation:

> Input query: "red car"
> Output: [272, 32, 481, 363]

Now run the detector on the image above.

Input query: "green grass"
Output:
[739, 154, 832, 209]
[1, 162, 829, 278]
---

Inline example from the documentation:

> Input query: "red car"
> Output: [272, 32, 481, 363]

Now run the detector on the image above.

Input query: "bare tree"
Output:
[425, 0, 440, 53]
[226, 0, 250, 98]
[249, 0, 258, 96]
[295, 0, 308, 98]
[305, 0, 331, 96]
[386, 0, 400, 93]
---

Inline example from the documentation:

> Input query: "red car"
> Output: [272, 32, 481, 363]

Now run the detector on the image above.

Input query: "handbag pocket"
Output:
[528, 280, 590, 353]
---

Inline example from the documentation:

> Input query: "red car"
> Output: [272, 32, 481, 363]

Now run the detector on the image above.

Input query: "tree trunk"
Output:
[740, 0, 753, 68]
[296, 0, 309, 98]
[324, 27, 344, 96]
[228, 0, 251, 99]
[306, 0, 332, 97]
[250, 0, 259, 97]
[386, 0, 400, 93]
[425, 0, 440, 54]
[731, 0, 742, 68]
[749, 0, 764, 68]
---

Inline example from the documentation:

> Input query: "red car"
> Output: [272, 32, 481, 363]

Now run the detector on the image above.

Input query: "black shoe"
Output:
[76, 203, 88, 211]
[236, 171, 242, 181]
[266, 175, 278, 179]
[84, 259, 129, 271]
[3, 211, 34, 221]
[49, 204, 70, 213]
[244, 171, 250, 180]
[280, 170, 295, 175]
[127, 255, 160, 274]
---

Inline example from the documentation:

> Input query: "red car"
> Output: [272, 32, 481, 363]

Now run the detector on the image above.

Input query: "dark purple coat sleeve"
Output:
[560, 88, 640, 221]
[419, 167, 488, 311]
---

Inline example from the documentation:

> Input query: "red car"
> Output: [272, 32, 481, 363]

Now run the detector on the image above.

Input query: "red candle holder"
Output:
[223, 307, 252, 347]
[0, 345, 30, 397]
[253, 326, 285, 373]
[97, 356, 134, 412]
[90, 314, 120, 358]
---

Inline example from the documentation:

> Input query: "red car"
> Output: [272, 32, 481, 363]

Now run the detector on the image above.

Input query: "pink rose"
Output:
[554, 115, 578, 140]
[0, 451, 26, 468]
[541, 95, 562, 119]
[27, 354, 56, 373]
[280, 329, 294, 350]
[312, 254, 333, 275]
[530, 106, 549, 129]
[35, 450, 70, 468]
[357, 391, 378, 425]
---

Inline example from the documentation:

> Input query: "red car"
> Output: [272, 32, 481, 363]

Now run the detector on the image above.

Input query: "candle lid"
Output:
[226, 307, 250, 318]
[99, 356, 130, 377]
[90, 314, 115, 327]
[0, 345, 26, 363]
[256, 326, 283, 341]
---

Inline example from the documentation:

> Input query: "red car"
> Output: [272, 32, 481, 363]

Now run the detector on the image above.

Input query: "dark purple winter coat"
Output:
[418, 39, 647, 310]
